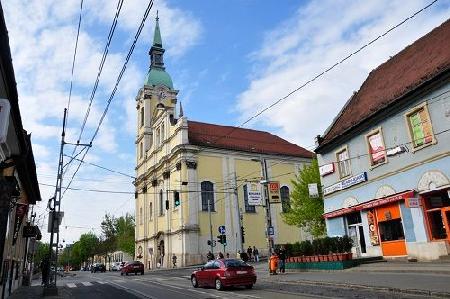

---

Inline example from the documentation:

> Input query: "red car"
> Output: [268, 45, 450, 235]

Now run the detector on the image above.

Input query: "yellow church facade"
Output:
[134, 17, 313, 268]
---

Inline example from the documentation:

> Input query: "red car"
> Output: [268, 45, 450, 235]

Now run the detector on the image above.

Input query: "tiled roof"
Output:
[318, 19, 450, 150]
[187, 121, 313, 158]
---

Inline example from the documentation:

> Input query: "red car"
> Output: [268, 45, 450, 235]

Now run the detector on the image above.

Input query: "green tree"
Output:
[114, 213, 135, 258]
[99, 213, 117, 263]
[34, 241, 50, 265]
[78, 232, 99, 262]
[282, 158, 326, 237]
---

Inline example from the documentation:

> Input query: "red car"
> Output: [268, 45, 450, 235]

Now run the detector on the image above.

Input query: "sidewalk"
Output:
[254, 261, 450, 297]
[9, 285, 72, 299]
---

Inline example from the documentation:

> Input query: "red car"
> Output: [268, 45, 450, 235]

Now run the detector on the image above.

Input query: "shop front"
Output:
[324, 190, 414, 258]
[421, 188, 450, 242]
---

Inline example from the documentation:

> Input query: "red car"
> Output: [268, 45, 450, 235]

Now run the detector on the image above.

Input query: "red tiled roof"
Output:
[319, 19, 450, 149]
[187, 121, 313, 158]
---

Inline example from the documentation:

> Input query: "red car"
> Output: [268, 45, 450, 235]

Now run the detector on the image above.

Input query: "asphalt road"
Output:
[53, 267, 436, 299]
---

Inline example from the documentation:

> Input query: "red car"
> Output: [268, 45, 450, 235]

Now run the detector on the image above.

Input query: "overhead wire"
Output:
[65, 0, 84, 125]
[153, 0, 440, 198]
[63, 0, 154, 198]
[75, 0, 124, 145]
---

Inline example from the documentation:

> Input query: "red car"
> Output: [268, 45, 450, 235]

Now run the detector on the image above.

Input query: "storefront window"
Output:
[424, 191, 450, 240]
[428, 210, 447, 239]
[378, 219, 405, 242]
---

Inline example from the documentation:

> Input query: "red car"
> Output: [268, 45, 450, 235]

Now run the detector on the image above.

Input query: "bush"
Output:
[298, 240, 313, 256]
[341, 235, 353, 252]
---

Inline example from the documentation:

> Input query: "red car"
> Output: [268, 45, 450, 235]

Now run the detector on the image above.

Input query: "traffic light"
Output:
[165, 199, 169, 210]
[217, 235, 227, 245]
[241, 226, 245, 244]
[173, 191, 180, 207]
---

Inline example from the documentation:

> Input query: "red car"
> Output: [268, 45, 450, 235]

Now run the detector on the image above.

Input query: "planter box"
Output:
[286, 260, 357, 270]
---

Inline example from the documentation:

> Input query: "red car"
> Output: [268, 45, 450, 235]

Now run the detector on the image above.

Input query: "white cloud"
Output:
[237, 0, 450, 148]
[2, 0, 201, 244]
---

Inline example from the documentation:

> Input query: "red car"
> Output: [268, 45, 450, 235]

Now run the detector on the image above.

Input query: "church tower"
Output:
[136, 13, 178, 167]
[134, 14, 182, 268]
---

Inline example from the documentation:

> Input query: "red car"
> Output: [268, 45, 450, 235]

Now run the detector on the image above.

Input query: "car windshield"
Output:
[224, 259, 248, 267]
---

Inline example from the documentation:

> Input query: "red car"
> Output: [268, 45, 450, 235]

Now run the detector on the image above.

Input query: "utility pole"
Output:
[260, 158, 274, 255]
[234, 172, 244, 253]
[45, 109, 91, 295]
[208, 195, 214, 254]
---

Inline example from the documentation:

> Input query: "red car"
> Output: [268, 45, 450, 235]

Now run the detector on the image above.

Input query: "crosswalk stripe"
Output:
[81, 282, 93, 286]
[97, 281, 107, 284]
[66, 283, 77, 288]
[113, 279, 125, 283]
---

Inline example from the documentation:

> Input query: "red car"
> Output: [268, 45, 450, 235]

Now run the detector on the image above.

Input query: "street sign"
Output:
[268, 226, 274, 236]
[407, 197, 420, 208]
[268, 181, 281, 203]
[308, 183, 319, 198]
[246, 182, 263, 205]
[218, 225, 226, 235]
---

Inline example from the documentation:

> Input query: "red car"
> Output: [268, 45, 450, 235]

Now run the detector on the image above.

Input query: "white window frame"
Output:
[365, 127, 387, 169]
[335, 145, 351, 179]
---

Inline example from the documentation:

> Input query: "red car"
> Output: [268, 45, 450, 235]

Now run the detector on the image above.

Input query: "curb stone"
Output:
[259, 278, 450, 298]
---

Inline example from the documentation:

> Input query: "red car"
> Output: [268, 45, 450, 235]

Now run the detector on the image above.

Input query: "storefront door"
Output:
[376, 203, 407, 256]
[346, 212, 366, 256]
[444, 208, 450, 241]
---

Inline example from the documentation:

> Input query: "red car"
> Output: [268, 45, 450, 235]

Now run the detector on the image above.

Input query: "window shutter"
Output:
[409, 113, 424, 146]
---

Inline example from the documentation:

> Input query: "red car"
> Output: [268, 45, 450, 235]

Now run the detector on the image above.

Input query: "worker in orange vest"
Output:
[269, 252, 279, 275]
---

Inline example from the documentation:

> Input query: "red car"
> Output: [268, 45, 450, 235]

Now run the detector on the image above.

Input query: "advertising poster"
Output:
[367, 209, 379, 246]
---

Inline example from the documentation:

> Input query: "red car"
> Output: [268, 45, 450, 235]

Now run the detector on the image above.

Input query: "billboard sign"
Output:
[268, 181, 281, 203]
[245, 182, 262, 206]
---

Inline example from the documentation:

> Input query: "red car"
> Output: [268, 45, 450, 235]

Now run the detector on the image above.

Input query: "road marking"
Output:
[66, 283, 77, 288]
[113, 279, 125, 283]
[97, 281, 107, 284]
[81, 282, 93, 286]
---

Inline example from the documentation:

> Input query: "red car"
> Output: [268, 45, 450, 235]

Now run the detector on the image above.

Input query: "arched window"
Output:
[201, 181, 215, 212]
[139, 207, 143, 224]
[281, 186, 290, 213]
[159, 189, 164, 216]
[243, 185, 256, 213]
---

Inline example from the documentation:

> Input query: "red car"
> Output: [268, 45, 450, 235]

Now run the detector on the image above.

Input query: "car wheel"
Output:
[215, 278, 223, 291]
[191, 275, 198, 288]
[125, 272, 128, 276]
[141, 271, 144, 275]
[120, 272, 123, 276]
[245, 284, 253, 289]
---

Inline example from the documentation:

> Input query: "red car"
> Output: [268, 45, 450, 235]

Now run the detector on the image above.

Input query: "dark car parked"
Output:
[191, 259, 256, 290]
[120, 261, 144, 276]
[91, 263, 106, 273]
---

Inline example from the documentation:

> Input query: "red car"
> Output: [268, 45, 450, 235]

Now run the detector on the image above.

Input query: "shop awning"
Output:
[323, 190, 415, 219]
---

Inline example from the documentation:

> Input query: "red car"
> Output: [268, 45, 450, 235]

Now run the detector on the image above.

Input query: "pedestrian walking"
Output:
[207, 251, 214, 261]
[226, 252, 230, 258]
[40, 255, 49, 285]
[269, 252, 278, 275]
[240, 251, 249, 262]
[217, 252, 224, 259]
[278, 245, 287, 273]
[247, 246, 253, 261]
[172, 254, 177, 267]
[253, 246, 259, 262]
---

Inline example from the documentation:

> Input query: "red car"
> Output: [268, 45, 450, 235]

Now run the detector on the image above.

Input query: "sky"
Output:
[3, 0, 450, 245]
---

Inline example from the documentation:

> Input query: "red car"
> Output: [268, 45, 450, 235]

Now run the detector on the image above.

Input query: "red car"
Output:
[120, 261, 144, 276]
[191, 259, 256, 290]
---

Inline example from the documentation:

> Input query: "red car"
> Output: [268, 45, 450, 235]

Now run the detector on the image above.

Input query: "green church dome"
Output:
[144, 68, 173, 89]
